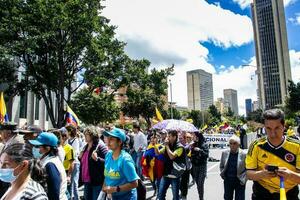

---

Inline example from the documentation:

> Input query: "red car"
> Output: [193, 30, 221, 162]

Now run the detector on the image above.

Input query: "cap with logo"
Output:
[29, 132, 58, 147]
[103, 128, 126, 142]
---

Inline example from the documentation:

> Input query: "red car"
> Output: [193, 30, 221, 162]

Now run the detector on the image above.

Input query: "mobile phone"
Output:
[266, 165, 278, 172]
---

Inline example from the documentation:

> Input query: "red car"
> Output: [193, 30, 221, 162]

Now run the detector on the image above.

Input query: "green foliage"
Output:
[208, 105, 221, 125]
[284, 118, 296, 128]
[285, 80, 300, 115]
[246, 109, 263, 123]
[224, 107, 235, 117]
[122, 65, 174, 127]
[0, 0, 131, 127]
[69, 88, 120, 125]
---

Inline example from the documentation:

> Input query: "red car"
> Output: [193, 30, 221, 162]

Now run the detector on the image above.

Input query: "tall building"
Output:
[224, 89, 239, 116]
[245, 99, 253, 117]
[251, 0, 292, 109]
[252, 101, 259, 111]
[215, 98, 226, 114]
[187, 69, 213, 111]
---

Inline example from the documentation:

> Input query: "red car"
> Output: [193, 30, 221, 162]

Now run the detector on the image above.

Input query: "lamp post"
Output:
[169, 79, 173, 119]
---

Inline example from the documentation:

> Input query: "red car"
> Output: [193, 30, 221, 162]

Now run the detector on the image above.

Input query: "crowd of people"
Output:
[0, 108, 300, 200]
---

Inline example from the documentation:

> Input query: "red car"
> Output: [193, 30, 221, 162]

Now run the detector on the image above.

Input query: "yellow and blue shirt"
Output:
[246, 136, 300, 193]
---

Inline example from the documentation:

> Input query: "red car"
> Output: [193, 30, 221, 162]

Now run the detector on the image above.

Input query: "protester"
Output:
[66, 124, 81, 200]
[133, 123, 147, 180]
[29, 132, 68, 200]
[246, 109, 300, 200]
[79, 126, 107, 200]
[102, 128, 139, 200]
[18, 125, 42, 142]
[190, 131, 209, 200]
[0, 123, 24, 197]
[49, 129, 65, 162]
[157, 130, 186, 200]
[0, 143, 47, 200]
[236, 125, 246, 149]
[179, 132, 192, 200]
[220, 135, 247, 200]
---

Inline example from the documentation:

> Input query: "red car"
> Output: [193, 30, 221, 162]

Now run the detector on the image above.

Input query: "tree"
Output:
[122, 65, 173, 127]
[224, 107, 235, 117]
[246, 109, 263, 123]
[0, 0, 130, 127]
[285, 80, 300, 115]
[208, 105, 221, 125]
[69, 88, 120, 125]
[162, 107, 181, 120]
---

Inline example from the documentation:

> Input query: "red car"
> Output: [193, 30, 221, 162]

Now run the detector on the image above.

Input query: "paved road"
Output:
[145, 148, 253, 200]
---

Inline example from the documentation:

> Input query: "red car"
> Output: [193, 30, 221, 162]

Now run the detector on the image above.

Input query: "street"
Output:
[145, 148, 253, 200]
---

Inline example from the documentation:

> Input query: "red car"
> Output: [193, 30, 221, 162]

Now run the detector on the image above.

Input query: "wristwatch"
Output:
[116, 186, 121, 192]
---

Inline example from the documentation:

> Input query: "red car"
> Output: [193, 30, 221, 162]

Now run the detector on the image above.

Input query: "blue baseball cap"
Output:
[103, 128, 126, 142]
[29, 132, 58, 147]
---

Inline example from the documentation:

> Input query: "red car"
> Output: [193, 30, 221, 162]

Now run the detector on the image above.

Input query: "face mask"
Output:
[0, 167, 18, 183]
[32, 147, 43, 159]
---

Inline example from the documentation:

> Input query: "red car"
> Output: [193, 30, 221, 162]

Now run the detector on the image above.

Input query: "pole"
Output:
[169, 79, 173, 119]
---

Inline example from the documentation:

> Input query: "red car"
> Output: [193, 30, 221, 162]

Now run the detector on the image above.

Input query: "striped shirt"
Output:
[1, 179, 48, 200]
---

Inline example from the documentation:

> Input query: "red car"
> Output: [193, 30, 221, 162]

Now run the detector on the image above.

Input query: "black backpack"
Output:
[137, 179, 146, 200]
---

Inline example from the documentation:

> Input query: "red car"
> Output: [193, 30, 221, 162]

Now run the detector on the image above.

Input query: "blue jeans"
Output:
[224, 178, 245, 200]
[70, 163, 80, 200]
[83, 183, 101, 200]
[112, 189, 137, 200]
[135, 151, 144, 178]
[158, 176, 180, 200]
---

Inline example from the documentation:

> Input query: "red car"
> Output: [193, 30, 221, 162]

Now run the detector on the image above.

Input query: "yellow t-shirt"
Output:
[246, 136, 300, 193]
[63, 144, 75, 171]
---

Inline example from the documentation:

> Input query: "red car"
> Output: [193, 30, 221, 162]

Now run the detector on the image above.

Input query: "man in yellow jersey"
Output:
[246, 109, 300, 200]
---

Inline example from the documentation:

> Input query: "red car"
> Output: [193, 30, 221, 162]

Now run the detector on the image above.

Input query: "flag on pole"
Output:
[0, 92, 9, 123]
[280, 176, 287, 200]
[66, 105, 80, 127]
[155, 107, 163, 122]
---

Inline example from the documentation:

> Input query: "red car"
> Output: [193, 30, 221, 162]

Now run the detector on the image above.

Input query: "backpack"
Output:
[137, 179, 146, 200]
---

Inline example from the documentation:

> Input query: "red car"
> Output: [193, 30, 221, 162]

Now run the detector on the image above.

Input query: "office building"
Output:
[251, 0, 292, 109]
[224, 89, 239, 116]
[187, 69, 213, 111]
[215, 98, 226, 114]
[245, 99, 253, 117]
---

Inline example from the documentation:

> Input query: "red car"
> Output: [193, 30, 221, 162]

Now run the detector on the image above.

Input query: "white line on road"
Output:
[207, 163, 219, 172]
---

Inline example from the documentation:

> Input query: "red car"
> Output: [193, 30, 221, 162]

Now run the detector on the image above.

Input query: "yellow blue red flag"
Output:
[155, 107, 163, 122]
[280, 177, 287, 200]
[0, 92, 9, 123]
[66, 105, 80, 127]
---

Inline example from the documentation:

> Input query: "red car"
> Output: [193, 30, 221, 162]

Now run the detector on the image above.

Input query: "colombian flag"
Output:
[155, 107, 163, 122]
[66, 105, 80, 127]
[280, 177, 287, 200]
[0, 92, 9, 123]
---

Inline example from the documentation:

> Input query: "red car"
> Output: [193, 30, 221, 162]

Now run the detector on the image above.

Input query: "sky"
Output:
[102, 0, 300, 115]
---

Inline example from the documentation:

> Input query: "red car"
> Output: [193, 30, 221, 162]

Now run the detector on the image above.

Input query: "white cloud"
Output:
[289, 50, 300, 82]
[103, 0, 253, 110]
[233, 0, 296, 9]
[296, 13, 300, 25]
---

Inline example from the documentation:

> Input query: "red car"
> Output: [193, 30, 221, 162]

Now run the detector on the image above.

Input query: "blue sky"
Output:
[204, 0, 300, 72]
[103, 0, 300, 115]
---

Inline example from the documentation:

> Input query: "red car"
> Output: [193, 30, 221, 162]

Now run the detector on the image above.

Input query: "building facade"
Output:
[245, 99, 253, 117]
[251, 0, 292, 109]
[223, 89, 239, 116]
[187, 69, 213, 111]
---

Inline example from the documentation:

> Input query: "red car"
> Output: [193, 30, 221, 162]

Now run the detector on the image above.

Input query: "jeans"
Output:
[135, 151, 144, 178]
[70, 163, 80, 200]
[158, 176, 180, 200]
[180, 170, 190, 197]
[84, 183, 101, 200]
[224, 177, 245, 200]
[192, 164, 207, 200]
[112, 189, 137, 200]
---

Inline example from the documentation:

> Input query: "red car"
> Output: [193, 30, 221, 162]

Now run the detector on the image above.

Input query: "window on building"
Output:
[19, 92, 28, 118]
[35, 97, 39, 120]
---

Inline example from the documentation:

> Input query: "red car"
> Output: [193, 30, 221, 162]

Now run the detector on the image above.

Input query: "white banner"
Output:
[203, 134, 233, 145]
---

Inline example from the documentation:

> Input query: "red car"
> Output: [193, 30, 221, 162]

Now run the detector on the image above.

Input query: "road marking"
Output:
[207, 163, 219, 172]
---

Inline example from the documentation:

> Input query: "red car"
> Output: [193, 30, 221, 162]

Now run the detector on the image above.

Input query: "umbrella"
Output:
[152, 119, 198, 132]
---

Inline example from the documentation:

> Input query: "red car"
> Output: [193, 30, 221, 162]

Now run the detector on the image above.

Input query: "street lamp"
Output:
[169, 79, 173, 119]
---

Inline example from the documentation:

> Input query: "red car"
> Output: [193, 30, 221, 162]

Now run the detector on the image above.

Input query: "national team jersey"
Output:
[246, 136, 300, 193]
[104, 150, 139, 196]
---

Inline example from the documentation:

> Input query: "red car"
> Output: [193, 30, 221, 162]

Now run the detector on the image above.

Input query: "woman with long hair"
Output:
[29, 132, 68, 200]
[190, 132, 209, 200]
[0, 143, 48, 200]
[102, 128, 139, 200]
[79, 126, 108, 200]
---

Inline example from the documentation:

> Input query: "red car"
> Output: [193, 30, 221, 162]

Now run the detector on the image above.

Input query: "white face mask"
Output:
[0, 165, 21, 183]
